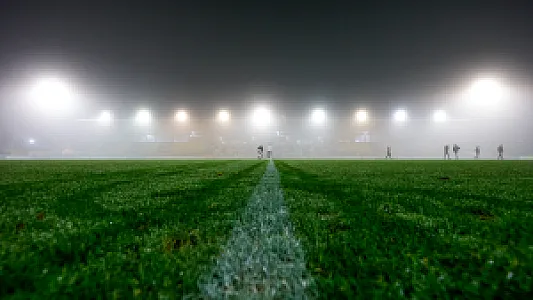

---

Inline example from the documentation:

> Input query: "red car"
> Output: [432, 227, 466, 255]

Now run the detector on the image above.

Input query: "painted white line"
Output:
[198, 161, 315, 299]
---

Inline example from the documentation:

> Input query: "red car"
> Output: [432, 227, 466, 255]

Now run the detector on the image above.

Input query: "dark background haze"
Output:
[1, 1, 532, 157]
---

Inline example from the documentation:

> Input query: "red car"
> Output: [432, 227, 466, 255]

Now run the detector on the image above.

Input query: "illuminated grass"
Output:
[198, 161, 315, 299]
[0, 160, 267, 299]
[3, 159, 532, 298]
[276, 160, 533, 299]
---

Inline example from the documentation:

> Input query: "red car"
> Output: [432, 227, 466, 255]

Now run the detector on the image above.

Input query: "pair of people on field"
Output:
[257, 144, 272, 159]
[443, 144, 460, 160]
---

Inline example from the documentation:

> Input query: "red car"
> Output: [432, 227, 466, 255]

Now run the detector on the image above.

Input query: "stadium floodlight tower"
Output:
[355, 109, 369, 124]
[433, 110, 447, 123]
[175, 110, 189, 123]
[393, 109, 408, 123]
[461, 77, 509, 117]
[310, 108, 327, 126]
[30, 77, 75, 115]
[468, 78, 503, 107]
[217, 110, 230, 123]
[98, 110, 113, 126]
[135, 109, 152, 126]
[252, 106, 272, 127]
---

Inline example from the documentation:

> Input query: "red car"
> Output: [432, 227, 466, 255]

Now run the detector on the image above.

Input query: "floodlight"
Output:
[393, 109, 407, 122]
[433, 110, 447, 123]
[175, 110, 188, 123]
[311, 109, 326, 125]
[252, 107, 272, 126]
[468, 78, 503, 106]
[355, 110, 368, 124]
[28, 138, 35, 145]
[218, 110, 230, 123]
[98, 110, 113, 126]
[135, 109, 151, 126]
[30, 78, 74, 113]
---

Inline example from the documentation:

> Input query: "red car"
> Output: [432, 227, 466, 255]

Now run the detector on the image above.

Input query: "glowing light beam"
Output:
[175, 110, 189, 123]
[218, 110, 230, 123]
[30, 78, 75, 114]
[393, 109, 407, 122]
[135, 109, 151, 126]
[252, 107, 272, 126]
[355, 110, 368, 124]
[433, 110, 447, 123]
[468, 78, 503, 106]
[310, 109, 326, 125]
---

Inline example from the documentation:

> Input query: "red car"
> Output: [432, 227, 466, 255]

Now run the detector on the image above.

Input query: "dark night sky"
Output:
[1, 0, 533, 112]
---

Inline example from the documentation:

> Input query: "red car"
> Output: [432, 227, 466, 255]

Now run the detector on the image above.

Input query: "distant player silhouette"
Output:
[497, 144, 504, 160]
[444, 145, 450, 160]
[475, 146, 480, 159]
[257, 145, 264, 159]
[453, 144, 460, 160]
[385, 146, 392, 159]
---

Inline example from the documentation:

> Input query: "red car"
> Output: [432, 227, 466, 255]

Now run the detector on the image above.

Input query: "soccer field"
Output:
[1, 160, 533, 299]
[277, 160, 533, 299]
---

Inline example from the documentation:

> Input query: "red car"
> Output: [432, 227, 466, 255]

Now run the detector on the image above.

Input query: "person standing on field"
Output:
[267, 144, 273, 159]
[385, 145, 392, 159]
[444, 144, 450, 160]
[497, 144, 504, 160]
[257, 145, 264, 159]
[453, 144, 460, 160]
[475, 146, 480, 159]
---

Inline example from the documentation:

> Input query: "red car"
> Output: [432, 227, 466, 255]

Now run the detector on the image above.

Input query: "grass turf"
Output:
[2, 159, 533, 299]
[276, 160, 533, 299]
[0, 160, 268, 299]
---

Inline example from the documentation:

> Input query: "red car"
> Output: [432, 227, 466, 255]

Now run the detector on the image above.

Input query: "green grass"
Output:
[2, 159, 533, 299]
[0, 160, 268, 299]
[276, 160, 533, 299]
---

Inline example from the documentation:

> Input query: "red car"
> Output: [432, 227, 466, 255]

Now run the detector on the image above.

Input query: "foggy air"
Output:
[1, 2, 533, 299]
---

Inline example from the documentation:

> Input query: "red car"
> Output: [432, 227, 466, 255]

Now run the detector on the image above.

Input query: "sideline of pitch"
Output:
[196, 160, 315, 299]
[0, 156, 258, 160]
[2, 155, 531, 160]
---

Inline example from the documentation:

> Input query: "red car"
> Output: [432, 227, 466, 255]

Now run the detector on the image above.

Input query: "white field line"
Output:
[198, 160, 315, 299]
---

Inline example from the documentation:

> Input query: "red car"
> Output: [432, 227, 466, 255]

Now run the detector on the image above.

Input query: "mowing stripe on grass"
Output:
[198, 160, 315, 299]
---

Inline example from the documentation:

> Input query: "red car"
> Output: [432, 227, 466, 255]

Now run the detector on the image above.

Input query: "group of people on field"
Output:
[443, 144, 504, 160]
[257, 144, 273, 160]
[256, 143, 505, 160]
[384, 144, 505, 159]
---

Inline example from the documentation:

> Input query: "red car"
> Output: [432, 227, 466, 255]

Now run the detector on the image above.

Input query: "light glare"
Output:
[30, 78, 74, 113]
[175, 110, 188, 123]
[311, 109, 326, 125]
[252, 107, 272, 126]
[355, 110, 368, 123]
[468, 78, 503, 105]
[433, 110, 447, 123]
[218, 110, 230, 122]
[394, 110, 407, 122]
[135, 110, 151, 126]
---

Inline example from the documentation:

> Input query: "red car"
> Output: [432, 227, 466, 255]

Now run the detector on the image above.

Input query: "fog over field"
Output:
[1, 82, 532, 159]
[1, 1, 532, 159]
[3, 3, 533, 298]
